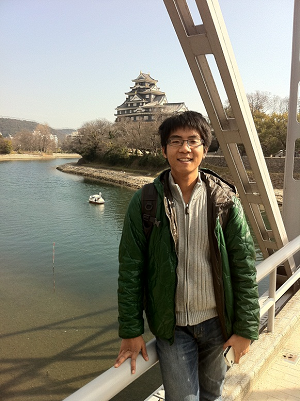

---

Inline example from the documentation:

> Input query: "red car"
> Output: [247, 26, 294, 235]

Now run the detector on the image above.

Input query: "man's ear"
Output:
[203, 147, 208, 159]
[162, 146, 167, 159]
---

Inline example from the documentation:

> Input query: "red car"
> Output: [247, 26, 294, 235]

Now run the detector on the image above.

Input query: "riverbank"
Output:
[56, 162, 284, 204]
[56, 162, 153, 190]
[0, 152, 80, 161]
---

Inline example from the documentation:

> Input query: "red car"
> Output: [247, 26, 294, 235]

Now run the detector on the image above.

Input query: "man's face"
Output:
[162, 128, 206, 180]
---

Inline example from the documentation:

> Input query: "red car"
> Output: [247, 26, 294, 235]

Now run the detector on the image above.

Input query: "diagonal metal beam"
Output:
[163, 0, 297, 280]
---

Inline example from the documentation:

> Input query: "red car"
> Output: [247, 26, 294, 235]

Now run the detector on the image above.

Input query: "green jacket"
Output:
[118, 169, 260, 343]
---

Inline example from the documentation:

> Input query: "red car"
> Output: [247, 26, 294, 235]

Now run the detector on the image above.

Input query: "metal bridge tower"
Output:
[283, 0, 300, 269]
[163, 0, 298, 287]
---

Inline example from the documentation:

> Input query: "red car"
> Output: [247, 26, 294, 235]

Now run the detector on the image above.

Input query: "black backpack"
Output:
[141, 183, 160, 240]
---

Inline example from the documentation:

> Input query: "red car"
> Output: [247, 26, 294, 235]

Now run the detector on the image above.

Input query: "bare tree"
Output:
[113, 120, 135, 152]
[269, 95, 289, 114]
[113, 119, 161, 155]
[34, 124, 57, 152]
[246, 91, 271, 113]
[12, 129, 35, 151]
[12, 124, 57, 153]
[60, 135, 76, 153]
[72, 119, 113, 160]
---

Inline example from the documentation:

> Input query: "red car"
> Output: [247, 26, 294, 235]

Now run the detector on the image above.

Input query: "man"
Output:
[115, 111, 260, 400]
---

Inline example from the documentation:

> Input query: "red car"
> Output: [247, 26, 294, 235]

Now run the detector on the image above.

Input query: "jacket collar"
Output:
[155, 167, 235, 212]
[200, 169, 235, 210]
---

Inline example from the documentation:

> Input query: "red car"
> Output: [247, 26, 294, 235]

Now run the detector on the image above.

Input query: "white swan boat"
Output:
[89, 192, 105, 204]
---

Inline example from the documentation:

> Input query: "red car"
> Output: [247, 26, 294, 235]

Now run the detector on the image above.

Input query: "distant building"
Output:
[67, 130, 80, 138]
[115, 72, 187, 122]
[50, 134, 58, 147]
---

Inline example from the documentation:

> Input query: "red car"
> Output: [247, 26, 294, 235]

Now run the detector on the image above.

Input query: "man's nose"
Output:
[179, 140, 192, 150]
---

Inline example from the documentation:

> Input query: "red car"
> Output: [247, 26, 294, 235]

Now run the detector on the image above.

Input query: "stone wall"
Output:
[204, 155, 300, 173]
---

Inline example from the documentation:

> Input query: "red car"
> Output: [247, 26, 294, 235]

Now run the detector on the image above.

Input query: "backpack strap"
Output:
[141, 183, 160, 241]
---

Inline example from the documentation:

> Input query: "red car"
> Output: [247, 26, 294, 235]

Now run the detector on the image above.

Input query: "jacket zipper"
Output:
[185, 203, 189, 323]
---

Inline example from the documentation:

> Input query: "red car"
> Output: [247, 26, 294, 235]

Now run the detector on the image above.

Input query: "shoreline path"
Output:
[56, 162, 154, 190]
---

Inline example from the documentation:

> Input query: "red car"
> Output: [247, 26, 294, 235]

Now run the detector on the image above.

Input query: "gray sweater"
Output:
[169, 173, 218, 326]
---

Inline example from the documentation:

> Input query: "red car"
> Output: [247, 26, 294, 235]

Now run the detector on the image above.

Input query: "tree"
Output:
[253, 111, 288, 156]
[113, 120, 135, 152]
[270, 95, 289, 114]
[223, 99, 234, 118]
[35, 124, 56, 153]
[11, 124, 57, 153]
[127, 121, 155, 155]
[60, 135, 76, 153]
[12, 129, 36, 152]
[72, 119, 113, 161]
[113, 120, 161, 155]
[246, 91, 271, 114]
[223, 92, 290, 156]
[0, 136, 12, 154]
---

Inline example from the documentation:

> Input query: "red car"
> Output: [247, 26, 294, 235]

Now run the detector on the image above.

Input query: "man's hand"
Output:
[114, 336, 149, 374]
[223, 334, 251, 364]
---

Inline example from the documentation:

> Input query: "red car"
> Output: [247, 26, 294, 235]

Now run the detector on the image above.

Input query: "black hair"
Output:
[159, 110, 212, 151]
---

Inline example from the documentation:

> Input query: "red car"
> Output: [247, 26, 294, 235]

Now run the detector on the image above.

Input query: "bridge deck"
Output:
[244, 295, 300, 401]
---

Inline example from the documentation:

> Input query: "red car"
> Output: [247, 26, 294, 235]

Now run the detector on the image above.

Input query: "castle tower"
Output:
[115, 72, 187, 122]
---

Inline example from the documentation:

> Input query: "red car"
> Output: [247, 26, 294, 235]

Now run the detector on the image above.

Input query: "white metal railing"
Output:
[63, 338, 159, 401]
[63, 235, 300, 401]
[256, 235, 300, 331]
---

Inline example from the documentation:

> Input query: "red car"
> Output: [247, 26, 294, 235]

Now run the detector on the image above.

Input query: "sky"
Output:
[0, 0, 295, 130]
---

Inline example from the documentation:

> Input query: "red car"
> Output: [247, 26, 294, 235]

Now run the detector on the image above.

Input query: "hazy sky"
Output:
[0, 0, 295, 129]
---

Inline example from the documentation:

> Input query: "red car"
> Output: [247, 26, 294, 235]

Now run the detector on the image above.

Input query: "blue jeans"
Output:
[156, 317, 227, 401]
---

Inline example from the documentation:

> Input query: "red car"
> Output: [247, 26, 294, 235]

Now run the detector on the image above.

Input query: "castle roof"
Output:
[132, 72, 157, 84]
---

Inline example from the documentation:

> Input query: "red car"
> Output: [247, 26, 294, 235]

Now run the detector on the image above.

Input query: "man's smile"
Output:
[178, 157, 193, 162]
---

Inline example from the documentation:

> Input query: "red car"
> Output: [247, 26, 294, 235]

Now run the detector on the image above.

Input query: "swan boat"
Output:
[89, 192, 105, 204]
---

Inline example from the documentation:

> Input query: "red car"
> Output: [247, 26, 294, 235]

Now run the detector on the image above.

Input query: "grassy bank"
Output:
[0, 152, 80, 161]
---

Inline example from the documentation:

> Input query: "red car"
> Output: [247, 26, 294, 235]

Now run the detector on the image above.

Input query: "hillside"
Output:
[0, 118, 75, 139]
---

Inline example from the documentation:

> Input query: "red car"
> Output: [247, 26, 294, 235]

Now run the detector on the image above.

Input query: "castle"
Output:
[115, 72, 187, 122]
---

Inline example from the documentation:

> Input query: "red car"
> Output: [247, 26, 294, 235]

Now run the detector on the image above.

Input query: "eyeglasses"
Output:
[167, 137, 204, 148]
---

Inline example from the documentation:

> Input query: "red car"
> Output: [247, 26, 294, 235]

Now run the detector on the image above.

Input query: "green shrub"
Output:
[0, 137, 12, 154]
[101, 146, 134, 166]
[138, 153, 167, 168]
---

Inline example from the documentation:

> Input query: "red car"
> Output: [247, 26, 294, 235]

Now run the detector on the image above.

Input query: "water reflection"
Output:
[88, 202, 105, 218]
